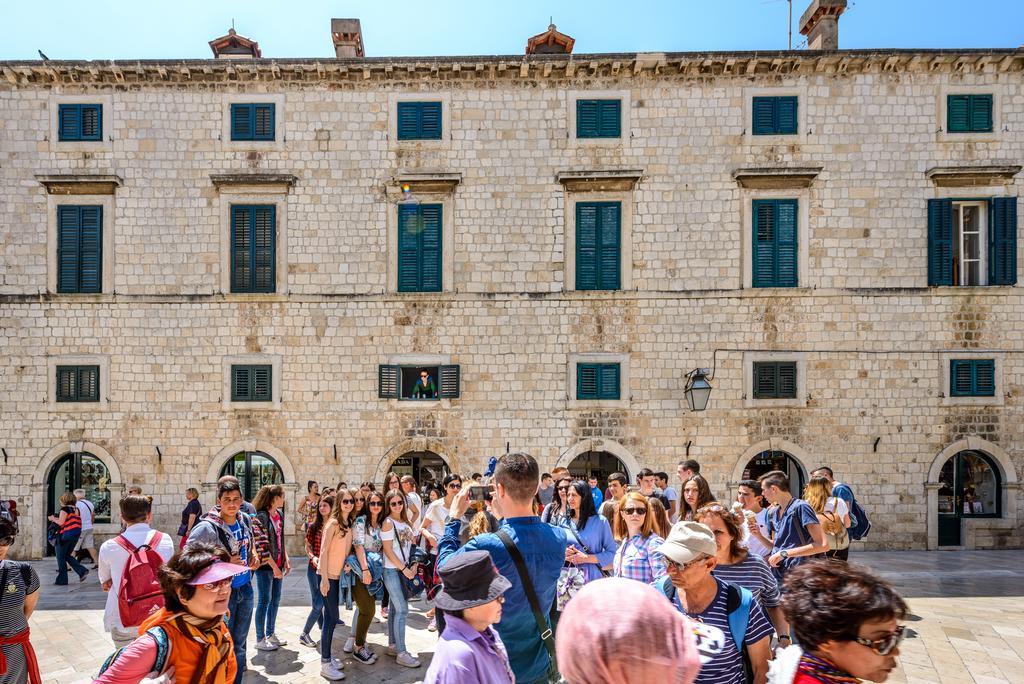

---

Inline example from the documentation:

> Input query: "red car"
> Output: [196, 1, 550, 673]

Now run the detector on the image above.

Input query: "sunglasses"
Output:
[557, 486, 571, 492]
[389, 501, 404, 508]
[354, 498, 365, 503]
[368, 501, 383, 507]
[340, 499, 354, 505]
[197, 577, 233, 592]
[448, 483, 462, 490]
[854, 626, 906, 656]
[621, 507, 647, 516]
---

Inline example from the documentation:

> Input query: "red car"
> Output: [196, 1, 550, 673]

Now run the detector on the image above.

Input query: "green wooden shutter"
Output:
[58, 105, 81, 141]
[231, 366, 251, 401]
[951, 359, 995, 397]
[378, 365, 400, 398]
[775, 97, 798, 135]
[753, 362, 777, 398]
[231, 104, 252, 140]
[927, 199, 954, 286]
[752, 200, 797, 288]
[396, 103, 419, 140]
[57, 206, 82, 292]
[397, 204, 443, 292]
[56, 206, 102, 293]
[397, 102, 442, 140]
[419, 205, 443, 292]
[253, 104, 275, 140]
[947, 95, 970, 132]
[57, 365, 99, 402]
[576, 203, 598, 289]
[752, 201, 775, 287]
[776, 362, 797, 398]
[598, 364, 620, 400]
[81, 105, 102, 141]
[775, 200, 798, 287]
[56, 366, 77, 402]
[231, 205, 275, 293]
[752, 97, 775, 135]
[989, 197, 1017, 286]
[397, 205, 420, 291]
[576, 202, 620, 290]
[974, 360, 996, 396]
[232, 365, 272, 401]
[251, 365, 272, 401]
[439, 364, 461, 399]
[576, 100, 599, 138]
[577, 364, 599, 400]
[752, 97, 797, 135]
[231, 206, 251, 292]
[598, 100, 622, 137]
[969, 95, 993, 133]
[420, 102, 442, 139]
[753, 362, 797, 399]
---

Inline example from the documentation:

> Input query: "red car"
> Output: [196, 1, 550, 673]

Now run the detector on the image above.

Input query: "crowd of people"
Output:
[0, 455, 904, 684]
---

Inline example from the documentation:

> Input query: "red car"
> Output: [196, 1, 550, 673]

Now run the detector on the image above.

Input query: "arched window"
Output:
[388, 451, 450, 490]
[219, 451, 284, 501]
[741, 450, 806, 498]
[47, 452, 112, 524]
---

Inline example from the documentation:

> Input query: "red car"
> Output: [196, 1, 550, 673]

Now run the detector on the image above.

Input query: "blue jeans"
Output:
[321, 579, 340, 661]
[303, 563, 325, 635]
[254, 567, 282, 641]
[382, 568, 409, 653]
[55, 533, 88, 585]
[226, 580, 254, 684]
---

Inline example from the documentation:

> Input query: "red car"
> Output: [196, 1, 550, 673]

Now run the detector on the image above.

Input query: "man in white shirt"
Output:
[401, 475, 424, 528]
[98, 494, 175, 647]
[73, 488, 99, 566]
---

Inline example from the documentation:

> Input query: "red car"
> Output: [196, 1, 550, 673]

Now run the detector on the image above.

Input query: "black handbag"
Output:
[396, 541, 426, 599]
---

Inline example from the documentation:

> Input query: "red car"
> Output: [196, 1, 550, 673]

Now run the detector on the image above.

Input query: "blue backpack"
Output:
[97, 626, 170, 677]
[656, 576, 754, 683]
[833, 483, 871, 541]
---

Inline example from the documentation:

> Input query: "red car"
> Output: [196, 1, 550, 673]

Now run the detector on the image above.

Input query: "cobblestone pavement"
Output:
[26, 550, 1024, 683]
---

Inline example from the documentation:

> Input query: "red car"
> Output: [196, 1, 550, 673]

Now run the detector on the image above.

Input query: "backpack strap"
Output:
[496, 529, 557, 677]
[114, 534, 139, 554]
[725, 583, 753, 649]
[144, 625, 171, 673]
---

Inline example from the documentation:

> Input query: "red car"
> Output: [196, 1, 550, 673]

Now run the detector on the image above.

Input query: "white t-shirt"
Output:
[76, 499, 94, 530]
[740, 508, 773, 558]
[97, 524, 175, 631]
[405, 491, 424, 528]
[380, 518, 414, 570]
[824, 497, 850, 525]
[663, 486, 680, 522]
[424, 498, 447, 536]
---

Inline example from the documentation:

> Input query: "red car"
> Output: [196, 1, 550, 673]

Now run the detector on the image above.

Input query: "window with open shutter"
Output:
[231, 205, 276, 293]
[397, 204, 443, 292]
[439, 365, 461, 398]
[57, 205, 103, 293]
[576, 202, 621, 290]
[232, 365, 272, 402]
[947, 94, 993, 133]
[752, 362, 798, 399]
[576, 99, 622, 138]
[230, 103, 275, 141]
[56, 365, 100, 402]
[58, 104, 103, 141]
[751, 199, 797, 288]
[577, 363, 620, 400]
[950, 359, 995, 397]
[397, 101, 443, 140]
[752, 96, 797, 135]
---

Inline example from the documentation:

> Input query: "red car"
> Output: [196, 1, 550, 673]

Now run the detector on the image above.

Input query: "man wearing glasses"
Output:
[656, 521, 774, 684]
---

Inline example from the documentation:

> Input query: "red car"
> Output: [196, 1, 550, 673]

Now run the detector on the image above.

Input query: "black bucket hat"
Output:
[434, 550, 511, 611]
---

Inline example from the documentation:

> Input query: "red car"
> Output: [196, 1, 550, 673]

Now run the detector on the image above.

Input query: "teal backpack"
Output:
[97, 626, 171, 676]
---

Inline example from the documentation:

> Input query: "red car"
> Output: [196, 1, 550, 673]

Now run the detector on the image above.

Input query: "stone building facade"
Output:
[2, 29, 1023, 557]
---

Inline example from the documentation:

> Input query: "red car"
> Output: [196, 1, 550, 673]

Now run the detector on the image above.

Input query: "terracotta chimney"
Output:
[799, 0, 847, 50]
[208, 28, 262, 59]
[332, 19, 364, 58]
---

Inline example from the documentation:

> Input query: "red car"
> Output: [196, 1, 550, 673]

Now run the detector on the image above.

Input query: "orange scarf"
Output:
[140, 608, 236, 684]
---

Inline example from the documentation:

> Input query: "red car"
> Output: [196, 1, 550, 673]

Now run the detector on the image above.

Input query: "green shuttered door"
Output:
[57, 205, 103, 293]
[576, 202, 621, 290]
[231, 205, 276, 293]
[752, 199, 797, 288]
[398, 204, 443, 292]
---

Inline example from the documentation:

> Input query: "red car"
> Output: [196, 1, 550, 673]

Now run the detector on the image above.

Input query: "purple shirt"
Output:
[424, 615, 515, 684]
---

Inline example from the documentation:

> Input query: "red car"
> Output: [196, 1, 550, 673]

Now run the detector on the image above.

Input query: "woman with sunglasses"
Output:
[344, 490, 387, 663]
[540, 476, 573, 527]
[770, 562, 907, 683]
[611, 491, 667, 584]
[380, 489, 421, 668]
[696, 503, 789, 640]
[317, 489, 357, 680]
[94, 542, 248, 684]
[299, 495, 333, 650]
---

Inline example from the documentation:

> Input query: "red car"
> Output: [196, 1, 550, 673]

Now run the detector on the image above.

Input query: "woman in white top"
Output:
[804, 476, 852, 561]
[380, 488, 421, 669]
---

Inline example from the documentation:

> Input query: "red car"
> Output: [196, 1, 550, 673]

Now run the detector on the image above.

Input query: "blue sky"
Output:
[3, 0, 1022, 60]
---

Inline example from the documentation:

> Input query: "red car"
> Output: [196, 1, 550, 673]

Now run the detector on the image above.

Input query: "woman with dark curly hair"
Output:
[769, 562, 908, 684]
[94, 542, 249, 684]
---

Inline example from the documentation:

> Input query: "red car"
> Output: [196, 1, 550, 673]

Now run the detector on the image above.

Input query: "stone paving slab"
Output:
[26, 550, 1024, 683]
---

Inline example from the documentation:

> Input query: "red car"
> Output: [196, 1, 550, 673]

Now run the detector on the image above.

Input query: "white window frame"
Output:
[564, 191, 634, 292]
[940, 353, 1004, 407]
[937, 85, 1001, 143]
[46, 195, 116, 295]
[49, 94, 115, 152]
[566, 90, 632, 147]
[743, 86, 808, 144]
[953, 200, 988, 287]
[47, 354, 111, 411]
[221, 93, 286, 152]
[388, 92, 452, 149]
[217, 188, 289, 296]
[740, 189, 812, 290]
[567, 352, 630, 409]
[743, 352, 807, 408]
[223, 354, 283, 410]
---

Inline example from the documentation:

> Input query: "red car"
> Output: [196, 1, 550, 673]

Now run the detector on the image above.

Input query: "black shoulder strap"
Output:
[496, 529, 557, 674]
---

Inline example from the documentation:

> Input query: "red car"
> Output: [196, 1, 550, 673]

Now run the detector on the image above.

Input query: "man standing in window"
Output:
[412, 369, 437, 398]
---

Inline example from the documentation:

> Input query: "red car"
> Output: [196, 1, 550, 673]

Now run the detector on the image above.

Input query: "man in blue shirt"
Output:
[588, 475, 604, 510]
[752, 470, 828, 586]
[438, 453, 570, 684]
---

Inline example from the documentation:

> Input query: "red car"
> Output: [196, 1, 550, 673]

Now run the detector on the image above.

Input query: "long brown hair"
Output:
[612, 492, 657, 542]
[365, 490, 387, 528]
[330, 487, 357, 535]
[803, 476, 832, 514]
[384, 471, 401, 493]
[308, 495, 334, 540]
[383, 488, 411, 526]
[252, 484, 284, 513]
[680, 475, 715, 521]
[696, 502, 748, 563]
[647, 495, 671, 539]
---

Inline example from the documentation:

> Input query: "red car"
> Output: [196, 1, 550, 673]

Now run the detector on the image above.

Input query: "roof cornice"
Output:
[3, 49, 1022, 87]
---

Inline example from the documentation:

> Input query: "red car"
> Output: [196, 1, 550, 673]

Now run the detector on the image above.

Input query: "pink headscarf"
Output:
[556, 577, 700, 684]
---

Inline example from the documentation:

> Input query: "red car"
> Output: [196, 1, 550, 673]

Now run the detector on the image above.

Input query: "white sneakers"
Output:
[320, 659, 345, 681]
[254, 638, 277, 651]
[268, 634, 287, 647]
[396, 651, 421, 668]
[343, 636, 354, 653]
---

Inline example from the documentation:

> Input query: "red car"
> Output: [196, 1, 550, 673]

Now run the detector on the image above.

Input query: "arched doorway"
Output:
[387, 451, 450, 490]
[567, 450, 630, 485]
[219, 451, 284, 501]
[741, 450, 806, 498]
[937, 450, 1001, 546]
[46, 452, 113, 555]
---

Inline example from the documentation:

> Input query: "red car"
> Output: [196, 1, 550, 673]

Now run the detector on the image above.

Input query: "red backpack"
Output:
[114, 531, 166, 627]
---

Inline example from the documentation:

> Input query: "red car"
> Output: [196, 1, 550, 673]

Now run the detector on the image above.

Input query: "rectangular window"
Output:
[231, 364, 273, 402]
[576, 99, 622, 138]
[576, 363, 620, 400]
[378, 364, 461, 399]
[56, 365, 100, 402]
[396, 101, 443, 140]
[928, 197, 1017, 287]
[751, 199, 798, 288]
[752, 96, 798, 136]
[752, 361, 798, 399]
[950, 359, 996, 397]
[576, 202, 621, 290]
[231, 204, 276, 293]
[230, 103, 275, 141]
[56, 205, 103, 293]
[58, 104, 103, 142]
[397, 204, 442, 292]
[947, 94, 993, 133]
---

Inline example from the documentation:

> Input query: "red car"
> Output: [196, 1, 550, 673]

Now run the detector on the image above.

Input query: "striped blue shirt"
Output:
[711, 553, 781, 608]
